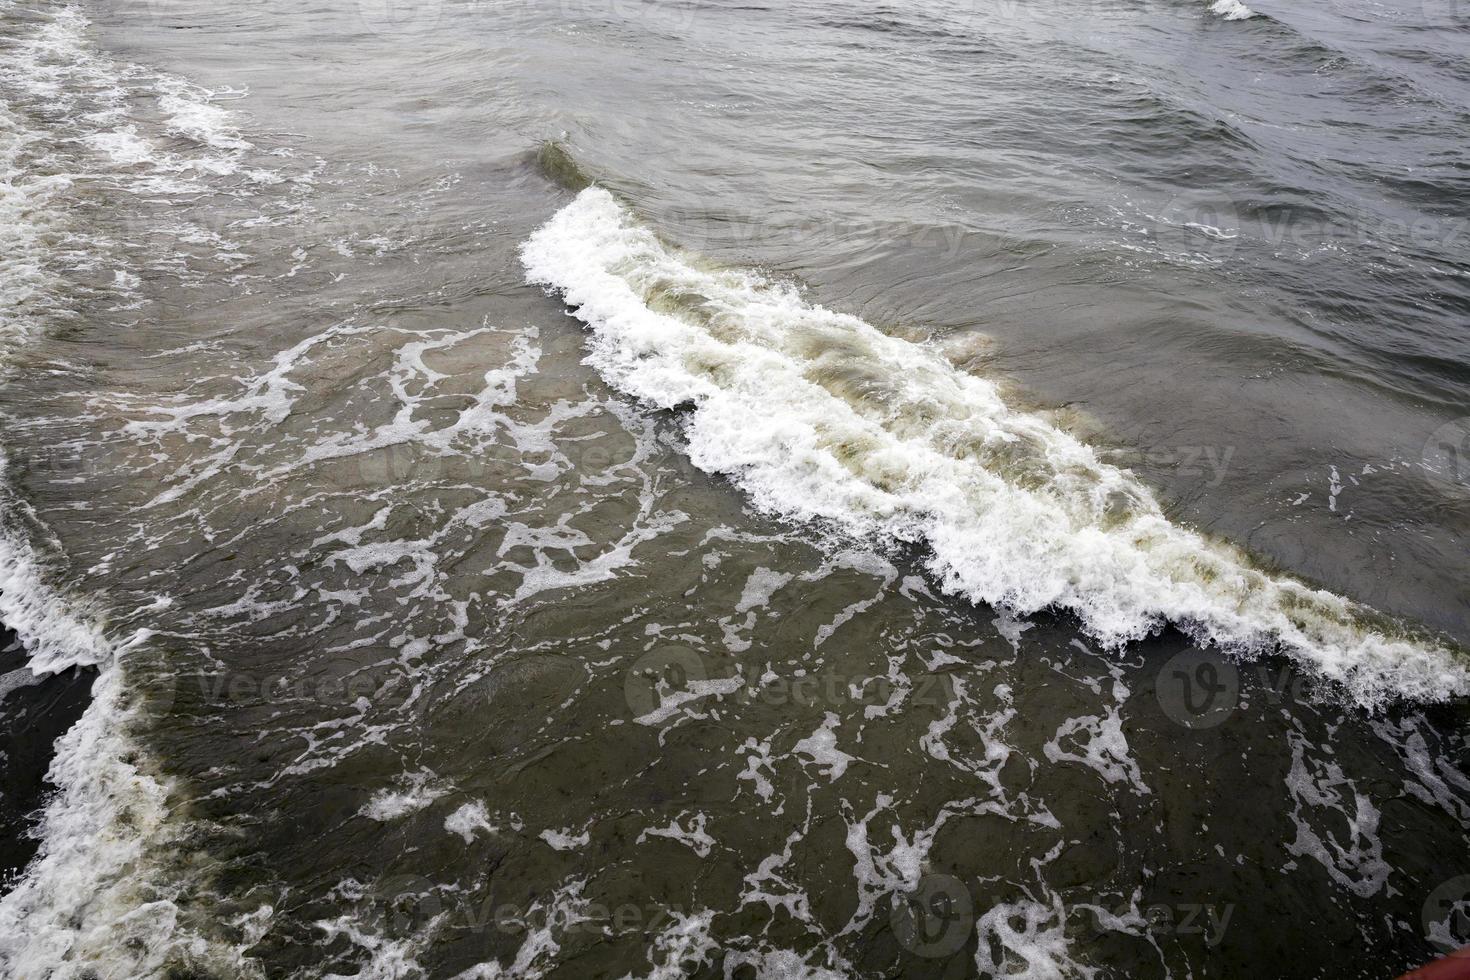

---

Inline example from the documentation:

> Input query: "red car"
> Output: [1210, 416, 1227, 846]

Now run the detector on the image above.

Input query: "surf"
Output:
[522, 186, 1470, 710]
[0, 5, 273, 975]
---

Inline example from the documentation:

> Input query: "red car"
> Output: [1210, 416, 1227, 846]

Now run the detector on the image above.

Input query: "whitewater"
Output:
[522, 186, 1470, 710]
[1, 0, 1468, 975]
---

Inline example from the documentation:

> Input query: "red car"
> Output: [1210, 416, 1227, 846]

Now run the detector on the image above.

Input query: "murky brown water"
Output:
[1, 1, 1469, 977]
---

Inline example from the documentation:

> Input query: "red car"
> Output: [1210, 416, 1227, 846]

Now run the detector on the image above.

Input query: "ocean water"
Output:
[0, 0, 1468, 976]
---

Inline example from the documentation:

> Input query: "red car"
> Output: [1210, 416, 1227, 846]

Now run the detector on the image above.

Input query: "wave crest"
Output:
[522, 187, 1468, 709]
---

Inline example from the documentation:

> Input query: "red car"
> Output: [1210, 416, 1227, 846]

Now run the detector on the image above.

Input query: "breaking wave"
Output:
[0, 4, 280, 975]
[1209, 0, 1260, 20]
[522, 187, 1469, 710]
[0, 449, 249, 978]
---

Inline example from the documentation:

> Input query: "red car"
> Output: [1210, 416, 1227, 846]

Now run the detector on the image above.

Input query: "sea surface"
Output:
[0, 0, 1468, 976]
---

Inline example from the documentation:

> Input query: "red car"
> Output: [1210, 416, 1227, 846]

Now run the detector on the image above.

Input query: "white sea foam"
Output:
[360, 773, 448, 822]
[0, 454, 111, 675]
[522, 188, 1469, 709]
[637, 812, 715, 857]
[0, 6, 271, 976]
[0, 0, 287, 221]
[0, 660, 176, 979]
[444, 801, 497, 843]
[156, 76, 252, 151]
[0, 100, 72, 355]
[448, 878, 592, 979]
[735, 566, 794, 613]
[792, 712, 858, 781]
[0, 23, 184, 972]
[1043, 643, 1149, 793]
[539, 826, 591, 851]
[0, 485, 254, 976]
[1283, 728, 1391, 897]
[975, 897, 1094, 979]
[1210, 0, 1259, 20]
[622, 910, 719, 979]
